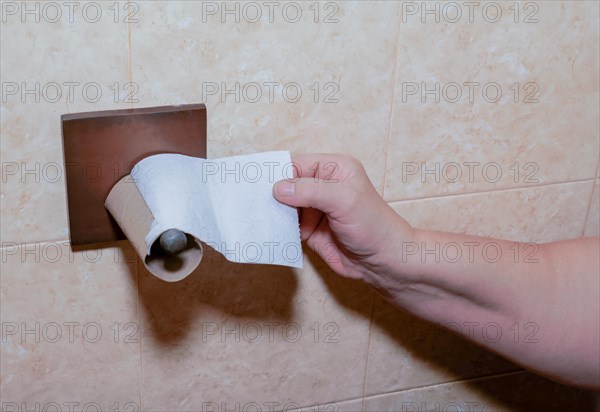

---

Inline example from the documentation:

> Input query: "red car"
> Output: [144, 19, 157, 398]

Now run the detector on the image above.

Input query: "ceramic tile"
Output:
[129, 1, 400, 193]
[0, 241, 140, 406]
[0, 2, 130, 243]
[389, 180, 593, 243]
[584, 179, 599, 237]
[364, 371, 597, 411]
[138, 248, 372, 410]
[365, 293, 519, 397]
[384, 1, 599, 201]
[3, 0, 598, 407]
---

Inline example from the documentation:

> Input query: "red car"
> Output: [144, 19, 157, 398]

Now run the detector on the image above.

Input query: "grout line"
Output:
[293, 395, 364, 412]
[581, 178, 598, 237]
[584, 155, 600, 237]
[385, 177, 598, 205]
[0, 238, 70, 250]
[366, 3, 403, 407]
[135, 255, 144, 411]
[362, 369, 527, 402]
[0, 239, 129, 251]
[379, 1, 403, 198]
[361, 288, 375, 412]
[127, 0, 134, 109]
[310, 370, 526, 410]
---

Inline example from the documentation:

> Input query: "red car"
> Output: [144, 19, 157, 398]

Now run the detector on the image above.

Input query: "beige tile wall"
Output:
[1, 1, 598, 411]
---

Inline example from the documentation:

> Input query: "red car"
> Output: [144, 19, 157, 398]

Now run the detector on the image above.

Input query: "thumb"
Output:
[273, 178, 345, 214]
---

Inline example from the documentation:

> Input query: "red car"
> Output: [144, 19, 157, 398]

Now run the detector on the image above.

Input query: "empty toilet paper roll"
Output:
[105, 175, 204, 282]
[105, 150, 303, 282]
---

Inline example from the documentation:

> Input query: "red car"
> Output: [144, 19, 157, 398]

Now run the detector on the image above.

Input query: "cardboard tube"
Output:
[105, 175, 203, 282]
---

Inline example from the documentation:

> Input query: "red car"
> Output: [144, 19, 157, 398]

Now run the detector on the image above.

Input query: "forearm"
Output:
[367, 229, 600, 389]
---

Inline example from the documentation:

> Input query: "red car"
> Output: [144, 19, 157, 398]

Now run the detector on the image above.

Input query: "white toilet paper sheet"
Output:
[131, 151, 303, 268]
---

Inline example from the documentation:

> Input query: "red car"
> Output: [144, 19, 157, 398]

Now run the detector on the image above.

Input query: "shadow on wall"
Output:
[130, 242, 597, 410]
[307, 249, 598, 411]
[135, 244, 299, 344]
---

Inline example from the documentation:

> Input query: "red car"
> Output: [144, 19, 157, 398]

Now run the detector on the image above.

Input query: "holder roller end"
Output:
[159, 229, 188, 255]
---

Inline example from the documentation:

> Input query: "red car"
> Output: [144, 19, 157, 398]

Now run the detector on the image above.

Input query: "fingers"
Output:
[298, 207, 324, 241]
[273, 177, 348, 215]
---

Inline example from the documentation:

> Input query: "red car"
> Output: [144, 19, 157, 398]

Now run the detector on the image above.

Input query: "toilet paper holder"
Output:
[61, 104, 207, 249]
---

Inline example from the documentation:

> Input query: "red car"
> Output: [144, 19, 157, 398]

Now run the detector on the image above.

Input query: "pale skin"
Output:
[273, 153, 600, 390]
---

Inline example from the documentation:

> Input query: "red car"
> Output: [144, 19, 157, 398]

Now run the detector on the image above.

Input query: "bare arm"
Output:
[374, 230, 600, 389]
[274, 153, 600, 389]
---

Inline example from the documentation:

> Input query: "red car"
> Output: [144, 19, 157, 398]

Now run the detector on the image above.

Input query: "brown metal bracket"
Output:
[61, 104, 207, 246]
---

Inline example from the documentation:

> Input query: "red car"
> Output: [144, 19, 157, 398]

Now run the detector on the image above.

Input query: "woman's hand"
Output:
[273, 153, 414, 282]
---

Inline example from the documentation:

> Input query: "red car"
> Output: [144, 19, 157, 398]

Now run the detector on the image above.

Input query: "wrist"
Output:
[361, 213, 420, 290]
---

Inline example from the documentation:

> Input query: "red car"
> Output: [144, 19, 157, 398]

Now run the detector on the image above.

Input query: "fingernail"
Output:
[275, 181, 295, 197]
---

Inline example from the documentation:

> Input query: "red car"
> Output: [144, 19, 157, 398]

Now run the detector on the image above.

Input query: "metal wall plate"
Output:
[61, 104, 207, 246]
